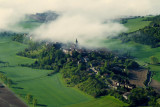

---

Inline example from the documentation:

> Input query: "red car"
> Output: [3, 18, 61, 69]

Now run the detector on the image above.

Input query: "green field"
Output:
[124, 17, 151, 33]
[67, 95, 128, 107]
[0, 37, 34, 66]
[11, 73, 92, 107]
[102, 39, 160, 63]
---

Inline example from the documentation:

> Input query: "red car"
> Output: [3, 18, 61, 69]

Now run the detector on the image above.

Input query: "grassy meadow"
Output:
[0, 37, 34, 66]
[102, 39, 160, 64]
[124, 17, 151, 33]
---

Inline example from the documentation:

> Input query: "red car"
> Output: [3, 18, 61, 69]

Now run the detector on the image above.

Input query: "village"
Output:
[59, 39, 139, 100]
[22, 35, 149, 100]
[9, 31, 157, 107]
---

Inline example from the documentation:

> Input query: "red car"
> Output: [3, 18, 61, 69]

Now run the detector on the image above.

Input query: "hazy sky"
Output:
[1, 0, 160, 47]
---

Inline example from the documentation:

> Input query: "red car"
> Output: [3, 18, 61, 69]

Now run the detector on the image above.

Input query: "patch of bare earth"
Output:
[150, 79, 160, 94]
[128, 69, 148, 87]
[0, 84, 27, 107]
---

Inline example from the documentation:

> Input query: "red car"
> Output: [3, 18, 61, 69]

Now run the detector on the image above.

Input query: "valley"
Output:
[0, 15, 160, 107]
[0, 37, 92, 107]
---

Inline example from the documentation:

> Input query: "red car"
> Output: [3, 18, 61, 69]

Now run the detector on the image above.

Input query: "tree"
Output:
[33, 98, 38, 107]
[150, 56, 159, 64]
[128, 88, 148, 106]
[7, 79, 13, 87]
[78, 63, 86, 70]
[127, 61, 139, 69]
[104, 61, 108, 68]
[25, 94, 33, 104]
[2, 75, 7, 83]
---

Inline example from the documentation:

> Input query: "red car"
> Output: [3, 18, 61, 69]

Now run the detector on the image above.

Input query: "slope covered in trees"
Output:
[119, 15, 160, 48]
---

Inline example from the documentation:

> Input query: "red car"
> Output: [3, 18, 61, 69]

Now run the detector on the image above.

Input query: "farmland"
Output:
[0, 83, 27, 107]
[0, 37, 92, 107]
[103, 37, 160, 83]
[0, 16, 158, 107]
[128, 69, 148, 87]
[102, 17, 160, 84]
[150, 79, 160, 94]
[67, 95, 128, 107]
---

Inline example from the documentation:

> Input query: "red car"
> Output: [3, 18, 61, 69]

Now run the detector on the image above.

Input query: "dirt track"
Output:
[0, 83, 27, 107]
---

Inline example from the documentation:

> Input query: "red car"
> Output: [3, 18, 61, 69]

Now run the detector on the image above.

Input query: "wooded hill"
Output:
[119, 15, 160, 48]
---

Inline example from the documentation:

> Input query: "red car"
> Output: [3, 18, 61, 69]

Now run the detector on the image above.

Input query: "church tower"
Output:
[75, 38, 78, 48]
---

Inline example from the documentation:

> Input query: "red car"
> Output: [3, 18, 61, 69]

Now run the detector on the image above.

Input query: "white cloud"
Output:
[0, 0, 160, 47]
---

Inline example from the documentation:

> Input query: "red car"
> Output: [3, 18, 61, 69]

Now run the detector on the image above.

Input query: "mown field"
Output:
[0, 37, 129, 107]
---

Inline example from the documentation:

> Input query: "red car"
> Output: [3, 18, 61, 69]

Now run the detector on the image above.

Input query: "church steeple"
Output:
[75, 38, 78, 48]
[76, 38, 78, 44]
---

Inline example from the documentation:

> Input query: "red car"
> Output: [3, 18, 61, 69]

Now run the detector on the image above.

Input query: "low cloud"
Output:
[1, 0, 160, 47]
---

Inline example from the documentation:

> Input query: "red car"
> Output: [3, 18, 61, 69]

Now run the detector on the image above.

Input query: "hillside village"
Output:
[14, 35, 150, 100]
[50, 39, 144, 99]
[5, 31, 160, 106]
[1, 1, 160, 106]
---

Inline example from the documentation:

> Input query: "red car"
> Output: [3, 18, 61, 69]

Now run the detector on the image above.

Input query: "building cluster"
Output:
[109, 80, 134, 90]
[57, 39, 134, 100]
